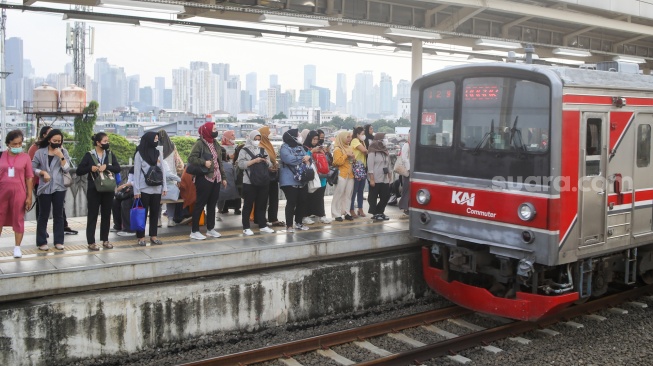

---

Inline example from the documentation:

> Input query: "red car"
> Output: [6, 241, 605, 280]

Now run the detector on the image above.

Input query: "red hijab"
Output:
[199, 122, 216, 144]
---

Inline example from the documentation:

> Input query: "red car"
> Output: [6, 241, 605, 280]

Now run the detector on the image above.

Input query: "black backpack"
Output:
[142, 164, 163, 186]
[242, 147, 271, 186]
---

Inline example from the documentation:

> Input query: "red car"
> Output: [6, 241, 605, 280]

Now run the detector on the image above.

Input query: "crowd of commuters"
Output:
[0, 124, 410, 258]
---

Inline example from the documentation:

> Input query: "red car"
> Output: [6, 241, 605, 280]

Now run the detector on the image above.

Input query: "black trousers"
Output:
[193, 178, 220, 232]
[87, 190, 114, 244]
[267, 180, 280, 222]
[368, 183, 391, 215]
[137, 193, 162, 239]
[306, 185, 326, 217]
[281, 185, 308, 226]
[113, 197, 134, 231]
[36, 190, 66, 246]
[35, 183, 70, 228]
[242, 183, 270, 229]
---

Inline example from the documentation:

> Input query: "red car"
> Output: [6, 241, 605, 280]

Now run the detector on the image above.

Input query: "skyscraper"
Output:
[336, 73, 347, 113]
[94, 58, 127, 112]
[299, 89, 319, 108]
[172, 67, 190, 112]
[352, 71, 374, 119]
[225, 75, 241, 116]
[139, 86, 153, 107]
[246, 72, 257, 108]
[396, 79, 411, 100]
[266, 87, 277, 118]
[154, 77, 166, 108]
[310, 86, 331, 111]
[379, 73, 393, 115]
[128, 75, 140, 104]
[304, 65, 316, 89]
[269, 74, 279, 88]
[212, 63, 230, 110]
[6, 37, 24, 109]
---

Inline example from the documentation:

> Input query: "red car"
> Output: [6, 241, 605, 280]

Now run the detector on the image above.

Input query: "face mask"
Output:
[50, 143, 62, 149]
[229, 139, 236, 144]
[359, 135, 366, 141]
[101, 143, 110, 150]
[318, 139, 325, 145]
[10, 147, 22, 154]
[211, 131, 219, 138]
[252, 140, 261, 147]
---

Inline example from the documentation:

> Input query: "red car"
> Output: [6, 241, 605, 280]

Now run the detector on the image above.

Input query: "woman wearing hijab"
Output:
[350, 126, 369, 218]
[366, 133, 392, 221]
[236, 130, 275, 236]
[331, 130, 355, 221]
[221, 130, 237, 158]
[279, 129, 311, 232]
[188, 122, 227, 240]
[258, 126, 284, 227]
[133, 132, 167, 246]
[158, 129, 184, 227]
[303, 130, 331, 224]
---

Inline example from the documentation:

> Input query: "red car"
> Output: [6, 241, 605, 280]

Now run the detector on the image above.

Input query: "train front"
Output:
[410, 64, 578, 321]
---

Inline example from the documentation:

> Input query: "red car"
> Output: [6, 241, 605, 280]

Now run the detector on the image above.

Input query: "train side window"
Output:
[420, 81, 455, 147]
[637, 124, 651, 168]
[586, 118, 602, 156]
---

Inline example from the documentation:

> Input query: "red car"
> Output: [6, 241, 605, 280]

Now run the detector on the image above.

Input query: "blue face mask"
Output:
[10, 147, 22, 154]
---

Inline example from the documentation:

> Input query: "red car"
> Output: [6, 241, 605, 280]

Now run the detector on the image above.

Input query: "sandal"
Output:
[102, 241, 114, 249]
[87, 243, 100, 251]
[357, 209, 366, 217]
[38, 244, 49, 251]
[150, 238, 163, 245]
[54, 244, 65, 250]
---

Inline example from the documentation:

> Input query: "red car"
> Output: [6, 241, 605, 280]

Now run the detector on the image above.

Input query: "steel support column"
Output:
[412, 39, 423, 82]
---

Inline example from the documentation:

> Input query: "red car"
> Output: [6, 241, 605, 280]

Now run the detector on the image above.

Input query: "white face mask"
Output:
[252, 140, 260, 147]
[359, 134, 366, 141]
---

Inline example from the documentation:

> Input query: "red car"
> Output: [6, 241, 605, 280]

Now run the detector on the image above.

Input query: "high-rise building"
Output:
[128, 75, 140, 104]
[379, 73, 393, 115]
[266, 88, 278, 118]
[269, 74, 279, 88]
[336, 73, 347, 113]
[246, 72, 257, 108]
[187, 62, 220, 114]
[258, 90, 268, 117]
[352, 71, 374, 119]
[225, 75, 241, 116]
[396, 79, 411, 100]
[304, 65, 316, 89]
[154, 77, 166, 108]
[6, 37, 24, 109]
[212, 63, 230, 110]
[94, 58, 127, 112]
[164, 89, 173, 109]
[240, 90, 252, 112]
[139, 86, 153, 107]
[172, 67, 190, 112]
[299, 89, 319, 108]
[310, 86, 331, 111]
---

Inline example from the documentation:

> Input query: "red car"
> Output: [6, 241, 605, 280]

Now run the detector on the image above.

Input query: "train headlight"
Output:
[416, 189, 431, 205]
[518, 203, 536, 221]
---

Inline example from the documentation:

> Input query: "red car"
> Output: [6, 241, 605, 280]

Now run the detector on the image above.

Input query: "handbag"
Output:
[186, 151, 212, 176]
[308, 163, 321, 193]
[63, 171, 73, 188]
[130, 198, 146, 232]
[326, 167, 339, 186]
[352, 160, 367, 181]
[394, 156, 409, 177]
[90, 151, 117, 192]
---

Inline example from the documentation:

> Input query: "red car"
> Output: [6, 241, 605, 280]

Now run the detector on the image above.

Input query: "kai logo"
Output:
[452, 191, 475, 207]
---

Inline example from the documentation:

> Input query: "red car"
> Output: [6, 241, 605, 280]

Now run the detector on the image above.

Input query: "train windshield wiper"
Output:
[508, 116, 528, 155]
[473, 119, 495, 154]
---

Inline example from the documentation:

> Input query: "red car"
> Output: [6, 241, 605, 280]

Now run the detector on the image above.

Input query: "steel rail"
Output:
[357, 284, 653, 366]
[178, 306, 470, 366]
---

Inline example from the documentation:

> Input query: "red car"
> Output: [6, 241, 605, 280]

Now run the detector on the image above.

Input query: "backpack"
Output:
[143, 164, 164, 186]
[313, 152, 330, 175]
[291, 162, 315, 183]
[242, 147, 271, 186]
[352, 160, 367, 181]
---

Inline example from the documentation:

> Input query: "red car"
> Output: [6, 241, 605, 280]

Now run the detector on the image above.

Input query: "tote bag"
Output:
[307, 164, 322, 193]
[130, 198, 146, 232]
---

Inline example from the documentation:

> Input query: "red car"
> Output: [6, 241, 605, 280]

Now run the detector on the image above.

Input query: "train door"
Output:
[579, 114, 608, 247]
[633, 115, 653, 236]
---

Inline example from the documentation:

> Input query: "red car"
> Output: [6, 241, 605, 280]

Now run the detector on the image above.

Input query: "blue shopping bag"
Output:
[130, 198, 146, 232]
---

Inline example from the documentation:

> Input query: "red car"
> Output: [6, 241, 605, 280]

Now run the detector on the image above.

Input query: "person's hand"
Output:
[134, 194, 141, 199]
[204, 160, 212, 168]
[53, 148, 64, 159]
[99, 164, 107, 172]
[42, 172, 51, 183]
[302, 155, 310, 163]
[162, 191, 167, 197]
[25, 197, 32, 211]
[92, 165, 99, 172]
[370, 179, 375, 187]
[347, 152, 355, 159]
[222, 179, 227, 188]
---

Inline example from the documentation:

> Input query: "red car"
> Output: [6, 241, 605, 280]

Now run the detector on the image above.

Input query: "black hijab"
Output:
[138, 131, 159, 166]
[159, 129, 175, 159]
[303, 130, 319, 150]
[283, 129, 300, 148]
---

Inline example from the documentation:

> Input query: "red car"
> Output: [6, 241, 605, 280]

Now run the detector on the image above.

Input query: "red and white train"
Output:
[411, 61, 653, 321]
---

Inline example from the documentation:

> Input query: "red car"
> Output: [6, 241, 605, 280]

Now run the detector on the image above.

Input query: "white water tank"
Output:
[32, 83, 59, 112]
[60, 84, 87, 113]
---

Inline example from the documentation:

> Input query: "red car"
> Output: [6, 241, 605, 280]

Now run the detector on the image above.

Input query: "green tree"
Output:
[170, 136, 197, 162]
[397, 117, 411, 126]
[329, 116, 344, 128]
[72, 101, 98, 164]
[297, 122, 320, 131]
[107, 133, 136, 165]
[378, 126, 394, 133]
[272, 112, 287, 119]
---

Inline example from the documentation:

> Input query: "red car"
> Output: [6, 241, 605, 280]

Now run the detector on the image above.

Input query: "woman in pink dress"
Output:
[0, 130, 34, 258]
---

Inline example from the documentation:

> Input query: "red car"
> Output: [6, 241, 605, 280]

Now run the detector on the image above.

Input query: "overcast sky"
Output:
[6, 7, 464, 93]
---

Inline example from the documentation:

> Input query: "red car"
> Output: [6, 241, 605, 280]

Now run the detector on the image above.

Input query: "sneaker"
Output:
[64, 227, 78, 235]
[286, 226, 295, 233]
[260, 227, 275, 234]
[319, 216, 332, 224]
[381, 214, 390, 221]
[13, 246, 22, 258]
[190, 231, 206, 240]
[243, 229, 254, 236]
[167, 218, 176, 227]
[335, 217, 344, 222]
[294, 223, 309, 231]
[206, 229, 221, 238]
[344, 214, 354, 221]
[117, 231, 136, 237]
[302, 217, 315, 225]
[371, 214, 382, 220]
[110, 226, 120, 233]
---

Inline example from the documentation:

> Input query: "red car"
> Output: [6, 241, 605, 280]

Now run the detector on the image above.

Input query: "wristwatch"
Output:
[61, 157, 65, 161]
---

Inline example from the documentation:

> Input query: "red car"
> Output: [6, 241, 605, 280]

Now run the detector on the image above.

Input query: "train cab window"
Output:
[420, 81, 455, 147]
[637, 124, 651, 168]
[586, 118, 602, 156]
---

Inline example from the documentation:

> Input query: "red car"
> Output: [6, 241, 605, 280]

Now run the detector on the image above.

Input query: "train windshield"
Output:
[416, 75, 551, 180]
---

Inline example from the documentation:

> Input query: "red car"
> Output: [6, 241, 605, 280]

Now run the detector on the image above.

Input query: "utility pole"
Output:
[0, 0, 11, 148]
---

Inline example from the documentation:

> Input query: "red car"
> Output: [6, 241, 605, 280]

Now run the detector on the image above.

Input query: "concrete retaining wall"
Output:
[0, 250, 427, 366]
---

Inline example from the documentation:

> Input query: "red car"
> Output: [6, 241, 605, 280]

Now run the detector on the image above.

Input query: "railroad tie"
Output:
[316, 349, 355, 365]
[353, 341, 393, 357]
[279, 357, 304, 366]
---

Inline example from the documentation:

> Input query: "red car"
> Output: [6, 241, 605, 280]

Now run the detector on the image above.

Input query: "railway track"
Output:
[180, 284, 653, 366]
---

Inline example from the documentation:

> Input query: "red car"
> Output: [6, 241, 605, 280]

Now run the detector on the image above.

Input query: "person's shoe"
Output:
[103, 241, 114, 249]
[150, 238, 163, 245]
[117, 231, 136, 237]
[349, 210, 358, 218]
[13, 246, 22, 258]
[335, 217, 343, 222]
[88, 243, 100, 251]
[387, 195, 397, 206]
[302, 217, 315, 225]
[219, 209, 229, 214]
[137, 239, 147, 246]
[243, 229, 254, 236]
[54, 244, 65, 250]
[38, 244, 49, 251]
[381, 214, 390, 221]
[320, 216, 333, 224]
[190, 231, 206, 240]
[294, 223, 309, 231]
[286, 226, 295, 233]
[357, 209, 366, 217]
[110, 226, 120, 233]
[260, 227, 275, 234]
[167, 218, 176, 227]
[234, 209, 242, 215]
[371, 214, 382, 220]
[157, 220, 162, 228]
[64, 227, 78, 235]
[206, 229, 221, 238]
[179, 217, 192, 225]
[344, 214, 354, 221]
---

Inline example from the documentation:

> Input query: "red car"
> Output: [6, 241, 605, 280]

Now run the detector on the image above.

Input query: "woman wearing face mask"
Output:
[188, 122, 227, 240]
[32, 129, 72, 251]
[76, 132, 122, 250]
[0, 130, 34, 258]
[350, 126, 369, 218]
[258, 126, 284, 227]
[366, 133, 392, 221]
[133, 132, 168, 246]
[302, 130, 331, 224]
[331, 130, 356, 221]
[279, 129, 311, 232]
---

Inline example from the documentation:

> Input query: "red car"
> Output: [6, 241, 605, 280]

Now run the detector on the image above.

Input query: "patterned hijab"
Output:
[258, 126, 277, 162]
[334, 130, 353, 155]
[368, 133, 388, 155]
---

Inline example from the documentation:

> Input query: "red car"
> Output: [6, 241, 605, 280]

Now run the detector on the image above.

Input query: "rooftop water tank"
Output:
[32, 83, 59, 112]
[60, 84, 87, 113]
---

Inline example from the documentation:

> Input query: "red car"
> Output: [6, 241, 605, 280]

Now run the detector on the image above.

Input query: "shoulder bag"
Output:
[393, 155, 409, 178]
[90, 151, 117, 192]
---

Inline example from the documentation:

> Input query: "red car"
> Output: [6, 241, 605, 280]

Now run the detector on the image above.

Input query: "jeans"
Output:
[350, 178, 365, 210]
[36, 190, 66, 246]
